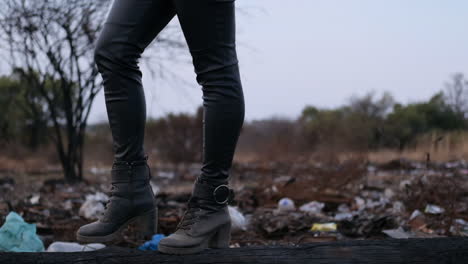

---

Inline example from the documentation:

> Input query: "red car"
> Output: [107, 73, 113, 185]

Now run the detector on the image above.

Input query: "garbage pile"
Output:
[0, 157, 467, 251]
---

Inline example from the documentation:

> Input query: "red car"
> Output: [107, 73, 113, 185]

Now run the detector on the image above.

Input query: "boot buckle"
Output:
[213, 185, 231, 205]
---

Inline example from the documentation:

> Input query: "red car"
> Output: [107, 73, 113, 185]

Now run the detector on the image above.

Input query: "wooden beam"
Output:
[1, 237, 467, 264]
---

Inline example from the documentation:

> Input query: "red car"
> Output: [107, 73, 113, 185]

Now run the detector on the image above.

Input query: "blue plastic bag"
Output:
[138, 234, 166, 251]
[0, 212, 45, 252]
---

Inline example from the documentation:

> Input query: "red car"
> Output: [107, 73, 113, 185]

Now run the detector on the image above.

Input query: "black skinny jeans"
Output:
[95, 0, 245, 184]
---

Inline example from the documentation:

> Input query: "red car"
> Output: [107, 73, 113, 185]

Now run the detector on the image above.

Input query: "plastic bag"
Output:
[0, 212, 45, 252]
[138, 234, 166, 251]
[47, 242, 105, 252]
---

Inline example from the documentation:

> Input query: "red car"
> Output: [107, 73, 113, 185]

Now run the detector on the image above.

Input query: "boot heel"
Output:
[134, 208, 157, 240]
[209, 223, 231, 249]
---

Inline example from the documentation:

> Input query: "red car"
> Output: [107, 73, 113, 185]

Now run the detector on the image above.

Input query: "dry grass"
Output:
[369, 131, 468, 163]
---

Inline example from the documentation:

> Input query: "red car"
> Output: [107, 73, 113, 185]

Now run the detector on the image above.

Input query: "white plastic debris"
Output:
[334, 212, 353, 221]
[409, 209, 423, 220]
[89, 167, 108, 175]
[85, 192, 109, 202]
[228, 206, 247, 231]
[271, 185, 279, 193]
[273, 175, 293, 183]
[277, 198, 295, 211]
[299, 201, 324, 214]
[63, 200, 73, 210]
[424, 204, 445, 214]
[47, 242, 105, 252]
[337, 204, 350, 213]
[30, 194, 40, 205]
[367, 165, 377, 172]
[157, 171, 175, 179]
[150, 181, 160, 196]
[79, 192, 109, 220]
[384, 188, 395, 199]
[354, 197, 366, 211]
[382, 227, 411, 239]
[399, 180, 412, 190]
[392, 201, 405, 214]
[455, 218, 468, 226]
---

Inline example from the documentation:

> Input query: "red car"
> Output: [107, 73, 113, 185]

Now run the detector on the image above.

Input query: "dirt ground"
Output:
[0, 157, 467, 250]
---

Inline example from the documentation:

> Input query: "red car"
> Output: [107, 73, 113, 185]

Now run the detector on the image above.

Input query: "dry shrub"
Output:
[236, 117, 309, 163]
[83, 123, 114, 167]
[0, 143, 58, 172]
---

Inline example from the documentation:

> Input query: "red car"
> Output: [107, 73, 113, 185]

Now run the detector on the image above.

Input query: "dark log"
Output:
[1, 237, 467, 264]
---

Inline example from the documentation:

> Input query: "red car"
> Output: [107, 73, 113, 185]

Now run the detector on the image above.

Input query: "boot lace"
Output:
[103, 185, 116, 211]
[177, 198, 202, 230]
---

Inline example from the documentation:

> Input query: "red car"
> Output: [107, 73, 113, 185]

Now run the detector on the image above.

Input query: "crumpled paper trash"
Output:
[79, 192, 109, 220]
[299, 201, 324, 214]
[0, 212, 45, 252]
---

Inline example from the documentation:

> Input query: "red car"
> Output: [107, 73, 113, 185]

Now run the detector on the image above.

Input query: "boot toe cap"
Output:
[159, 233, 203, 248]
[77, 221, 114, 237]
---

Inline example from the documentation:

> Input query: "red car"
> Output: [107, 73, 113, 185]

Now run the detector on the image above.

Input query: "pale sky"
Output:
[8, 0, 468, 124]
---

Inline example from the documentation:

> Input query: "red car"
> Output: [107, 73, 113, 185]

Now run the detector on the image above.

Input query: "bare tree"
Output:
[0, 0, 112, 181]
[348, 91, 395, 119]
[0, 0, 185, 181]
[444, 73, 468, 118]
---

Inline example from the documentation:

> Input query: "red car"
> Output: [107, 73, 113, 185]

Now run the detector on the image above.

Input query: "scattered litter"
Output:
[382, 227, 411, 239]
[391, 201, 405, 214]
[29, 194, 40, 205]
[79, 192, 109, 220]
[299, 201, 324, 214]
[455, 218, 468, 226]
[138, 234, 166, 251]
[157, 171, 175, 179]
[452, 219, 468, 236]
[0, 212, 44, 252]
[334, 212, 353, 221]
[2, 156, 467, 247]
[409, 210, 423, 221]
[47, 242, 105, 252]
[277, 198, 295, 211]
[228, 206, 248, 231]
[354, 197, 366, 211]
[273, 175, 293, 184]
[271, 185, 279, 193]
[89, 167, 108, 175]
[311, 223, 337, 232]
[337, 204, 350, 213]
[384, 188, 395, 199]
[408, 210, 430, 232]
[150, 181, 160, 196]
[424, 204, 445, 215]
[63, 200, 73, 210]
[399, 180, 412, 190]
[339, 215, 398, 238]
[79, 201, 105, 220]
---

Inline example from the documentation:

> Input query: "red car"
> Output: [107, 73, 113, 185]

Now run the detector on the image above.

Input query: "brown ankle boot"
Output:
[158, 179, 234, 255]
[76, 158, 157, 243]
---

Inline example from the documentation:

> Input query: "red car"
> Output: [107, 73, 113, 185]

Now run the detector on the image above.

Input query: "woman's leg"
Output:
[95, 0, 176, 162]
[77, 0, 176, 243]
[176, 0, 245, 186]
[158, 0, 244, 254]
